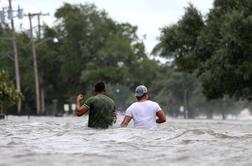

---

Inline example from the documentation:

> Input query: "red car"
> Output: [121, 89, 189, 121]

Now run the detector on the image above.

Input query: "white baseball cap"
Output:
[135, 85, 148, 97]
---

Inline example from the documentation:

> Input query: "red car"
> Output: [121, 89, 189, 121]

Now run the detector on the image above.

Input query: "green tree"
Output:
[0, 25, 14, 76]
[0, 70, 23, 113]
[1, 3, 161, 115]
[197, 0, 252, 100]
[34, 3, 160, 112]
[45, 3, 158, 100]
[154, 0, 252, 101]
[152, 4, 204, 73]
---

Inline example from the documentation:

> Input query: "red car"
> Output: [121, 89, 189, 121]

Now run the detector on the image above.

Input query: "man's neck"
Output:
[138, 99, 147, 102]
[138, 96, 148, 102]
[96, 92, 106, 96]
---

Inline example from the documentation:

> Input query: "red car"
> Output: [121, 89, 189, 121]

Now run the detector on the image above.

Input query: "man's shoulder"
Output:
[147, 100, 158, 104]
[103, 95, 114, 102]
[145, 100, 161, 108]
[97, 95, 115, 105]
[85, 96, 95, 102]
[128, 102, 140, 109]
[129, 102, 138, 106]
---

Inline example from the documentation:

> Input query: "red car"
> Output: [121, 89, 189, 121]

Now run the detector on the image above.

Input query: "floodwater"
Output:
[0, 115, 251, 166]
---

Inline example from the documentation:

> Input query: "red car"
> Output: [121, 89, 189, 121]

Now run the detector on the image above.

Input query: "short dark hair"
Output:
[136, 93, 147, 101]
[95, 82, 106, 93]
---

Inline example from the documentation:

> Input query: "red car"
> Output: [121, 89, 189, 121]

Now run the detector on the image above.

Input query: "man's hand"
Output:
[113, 111, 118, 123]
[76, 94, 88, 116]
[77, 94, 84, 102]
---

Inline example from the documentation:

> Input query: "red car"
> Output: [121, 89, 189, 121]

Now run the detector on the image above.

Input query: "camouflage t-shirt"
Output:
[84, 95, 115, 129]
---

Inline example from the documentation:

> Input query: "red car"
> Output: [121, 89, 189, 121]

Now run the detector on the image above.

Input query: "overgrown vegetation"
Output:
[0, 1, 251, 118]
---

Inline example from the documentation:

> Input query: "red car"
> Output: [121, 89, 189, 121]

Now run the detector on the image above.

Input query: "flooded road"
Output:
[0, 116, 251, 166]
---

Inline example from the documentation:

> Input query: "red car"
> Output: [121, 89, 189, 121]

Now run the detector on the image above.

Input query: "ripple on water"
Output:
[0, 116, 251, 166]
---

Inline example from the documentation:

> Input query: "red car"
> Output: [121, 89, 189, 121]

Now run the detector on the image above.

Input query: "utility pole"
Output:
[41, 88, 45, 113]
[37, 14, 41, 39]
[28, 13, 40, 114]
[27, 12, 49, 114]
[37, 13, 48, 114]
[8, 0, 22, 113]
[183, 89, 188, 119]
[36, 12, 49, 40]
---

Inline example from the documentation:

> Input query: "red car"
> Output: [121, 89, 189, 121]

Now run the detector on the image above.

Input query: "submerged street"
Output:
[0, 116, 251, 166]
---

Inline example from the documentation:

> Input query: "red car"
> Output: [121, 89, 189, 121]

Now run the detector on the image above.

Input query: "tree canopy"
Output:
[154, 0, 252, 100]
[1, 2, 251, 118]
[0, 3, 160, 114]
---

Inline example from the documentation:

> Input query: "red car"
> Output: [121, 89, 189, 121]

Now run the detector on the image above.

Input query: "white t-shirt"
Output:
[125, 100, 162, 129]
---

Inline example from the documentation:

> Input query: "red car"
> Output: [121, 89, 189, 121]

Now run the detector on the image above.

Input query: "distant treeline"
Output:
[1, 0, 251, 119]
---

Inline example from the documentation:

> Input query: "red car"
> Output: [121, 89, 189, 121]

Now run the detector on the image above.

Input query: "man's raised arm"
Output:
[76, 94, 89, 116]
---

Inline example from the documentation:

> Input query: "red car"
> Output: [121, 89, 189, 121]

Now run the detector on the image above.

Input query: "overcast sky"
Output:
[1, 0, 213, 54]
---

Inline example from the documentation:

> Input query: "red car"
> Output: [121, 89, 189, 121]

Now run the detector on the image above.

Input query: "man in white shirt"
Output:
[120, 85, 166, 129]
